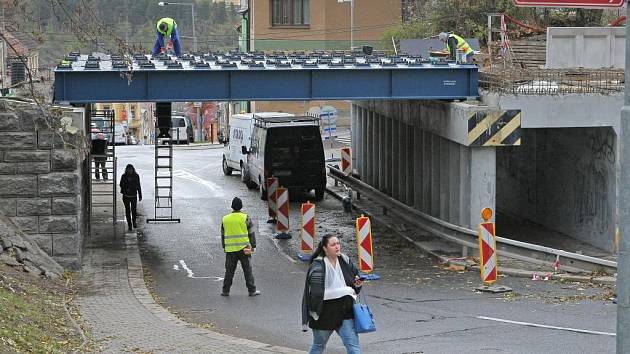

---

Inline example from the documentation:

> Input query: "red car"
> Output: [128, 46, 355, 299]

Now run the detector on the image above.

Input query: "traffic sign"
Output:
[514, 0, 624, 8]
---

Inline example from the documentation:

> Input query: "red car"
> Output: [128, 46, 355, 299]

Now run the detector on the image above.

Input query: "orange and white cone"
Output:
[298, 201, 315, 261]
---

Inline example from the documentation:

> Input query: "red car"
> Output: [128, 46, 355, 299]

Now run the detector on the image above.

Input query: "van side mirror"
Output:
[241, 146, 248, 155]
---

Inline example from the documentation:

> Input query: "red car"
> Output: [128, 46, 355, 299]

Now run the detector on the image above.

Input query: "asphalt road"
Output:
[116, 145, 617, 354]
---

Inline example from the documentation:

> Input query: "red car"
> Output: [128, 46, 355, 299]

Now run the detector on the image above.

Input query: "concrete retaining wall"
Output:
[497, 128, 616, 252]
[0, 101, 87, 268]
[546, 27, 625, 69]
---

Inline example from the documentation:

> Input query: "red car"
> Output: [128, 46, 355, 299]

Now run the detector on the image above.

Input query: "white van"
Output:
[112, 124, 127, 145]
[169, 116, 191, 144]
[222, 112, 294, 176]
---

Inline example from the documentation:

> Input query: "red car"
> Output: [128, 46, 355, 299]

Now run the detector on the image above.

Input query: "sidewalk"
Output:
[77, 212, 303, 353]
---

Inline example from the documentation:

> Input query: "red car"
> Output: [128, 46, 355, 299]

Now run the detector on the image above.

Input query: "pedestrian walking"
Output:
[221, 197, 261, 297]
[119, 164, 142, 231]
[302, 234, 363, 354]
[91, 133, 108, 181]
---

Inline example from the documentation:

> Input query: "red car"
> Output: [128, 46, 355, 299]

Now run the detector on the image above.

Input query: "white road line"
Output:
[476, 316, 615, 337]
[177, 259, 220, 280]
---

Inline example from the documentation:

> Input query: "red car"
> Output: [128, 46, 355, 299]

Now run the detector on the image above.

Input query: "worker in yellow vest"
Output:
[438, 32, 474, 63]
[152, 17, 182, 57]
[221, 197, 261, 297]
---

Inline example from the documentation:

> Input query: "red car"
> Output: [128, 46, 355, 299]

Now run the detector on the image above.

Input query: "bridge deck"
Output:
[53, 52, 478, 103]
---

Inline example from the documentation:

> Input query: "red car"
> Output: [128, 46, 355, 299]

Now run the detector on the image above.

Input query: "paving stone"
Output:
[4, 150, 50, 162]
[38, 173, 79, 196]
[52, 197, 78, 215]
[0, 175, 37, 196]
[0, 163, 17, 174]
[39, 216, 77, 233]
[0, 112, 19, 131]
[17, 198, 51, 216]
[0, 132, 35, 150]
[17, 161, 51, 174]
[51, 150, 78, 171]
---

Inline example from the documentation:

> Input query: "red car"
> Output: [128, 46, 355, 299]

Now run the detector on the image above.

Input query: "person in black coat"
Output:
[119, 164, 142, 231]
[302, 234, 363, 354]
[91, 133, 108, 181]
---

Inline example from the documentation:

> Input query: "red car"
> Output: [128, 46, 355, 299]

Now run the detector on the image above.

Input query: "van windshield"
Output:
[172, 117, 185, 127]
[266, 126, 323, 168]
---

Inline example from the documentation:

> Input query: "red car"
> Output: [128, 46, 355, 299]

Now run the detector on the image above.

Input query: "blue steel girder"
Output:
[53, 54, 478, 103]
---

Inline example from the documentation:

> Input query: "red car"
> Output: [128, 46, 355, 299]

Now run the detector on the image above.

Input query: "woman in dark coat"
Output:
[119, 164, 142, 231]
[302, 234, 363, 354]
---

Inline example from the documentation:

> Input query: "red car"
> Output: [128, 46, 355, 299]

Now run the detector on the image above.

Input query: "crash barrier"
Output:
[266, 177, 279, 222]
[356, 215, 380, 280]
[298, 201, 316, 261]
[478, 208, 498, 284]
[274, 187, 291, 239]
[341, 147, 352, 176]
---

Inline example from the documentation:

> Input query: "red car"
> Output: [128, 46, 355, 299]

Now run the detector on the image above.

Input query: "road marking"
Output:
[476, 316, 615, 336]
[172, 170, 225, 196]
[176, 260, 223, 281]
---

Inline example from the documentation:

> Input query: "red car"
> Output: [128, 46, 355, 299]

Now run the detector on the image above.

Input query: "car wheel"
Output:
[241, 164, 256, 189]
[222, 157, 233, 176]
[315, 188, 325, 201]
[260, 177, 267, 201]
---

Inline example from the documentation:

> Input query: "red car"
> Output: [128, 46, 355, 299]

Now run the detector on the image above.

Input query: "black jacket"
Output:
[91, 139, 108, 156]
[119, 172, 142, 198]
[302, 254, 361, 331]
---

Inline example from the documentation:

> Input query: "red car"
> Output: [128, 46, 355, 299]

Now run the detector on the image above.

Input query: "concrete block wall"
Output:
[497, 127, 616, 252]
[353, 101, 496, 229]
[0, 102, 87, 269]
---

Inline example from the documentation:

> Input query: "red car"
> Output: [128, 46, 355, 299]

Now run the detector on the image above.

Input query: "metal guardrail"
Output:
[480, 69, 624, 95]
[328, 165, 617, 274]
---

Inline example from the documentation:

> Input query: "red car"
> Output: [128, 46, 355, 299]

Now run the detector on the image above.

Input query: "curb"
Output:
[123, 231, 304, 353]
[325, 186, 617, 286]
[172, 143, 224, 150]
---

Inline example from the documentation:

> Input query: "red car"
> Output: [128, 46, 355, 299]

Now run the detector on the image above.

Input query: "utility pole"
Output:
[350, 0, 354, 51]
[618, 3, 630, 353]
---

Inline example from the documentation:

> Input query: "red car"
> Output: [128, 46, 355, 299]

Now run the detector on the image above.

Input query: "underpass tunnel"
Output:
[496, 127, 617, 255]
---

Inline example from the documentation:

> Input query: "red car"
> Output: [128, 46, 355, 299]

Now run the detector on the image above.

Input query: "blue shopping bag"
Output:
[353, 293, 376, 333]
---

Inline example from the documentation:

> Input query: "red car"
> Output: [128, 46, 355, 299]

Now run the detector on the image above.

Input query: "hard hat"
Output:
[159, 22, 169, 33]
[438, 32, 449, 41]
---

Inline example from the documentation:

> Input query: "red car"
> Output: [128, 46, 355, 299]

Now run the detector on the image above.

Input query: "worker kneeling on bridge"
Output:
[221, 197, 260, 297]
[152, 17, 182, 57]
[439, 32, 474, 63]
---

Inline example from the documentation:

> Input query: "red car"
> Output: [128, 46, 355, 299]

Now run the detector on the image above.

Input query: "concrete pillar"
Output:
[371, 111, 378, 187]
[470, 147, 496, 227]
[361, 107, 368, 180]
[448, 143, 461, 224]
[351, 105, 357, 174]
[383, 114, 391, 195]
[406, 123, 414, 206]
[459, 146, 472, 227]
[387, 116, 394, 197]
[439, 138, 450, 221]
[398, 120, 406, 203]
[378, 113, 387, 192]
[366, 110, 374, 185]
[391, 118, 399, 200]
[413, 126, 423, 209]
[430, 134, 440, 217]
[422, 130, 432, 214]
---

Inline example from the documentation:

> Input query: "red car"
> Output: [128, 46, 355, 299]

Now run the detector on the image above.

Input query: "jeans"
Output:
[222, 250, 256, 294]
[122, 195, 137, 228]
[309, 319, 360, 354]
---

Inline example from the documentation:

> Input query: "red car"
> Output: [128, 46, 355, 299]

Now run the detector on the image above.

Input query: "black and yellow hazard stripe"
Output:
[468, 110, 521, 146]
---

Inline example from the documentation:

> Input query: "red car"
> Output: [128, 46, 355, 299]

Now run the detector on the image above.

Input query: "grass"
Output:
[0, 263, 86, 353]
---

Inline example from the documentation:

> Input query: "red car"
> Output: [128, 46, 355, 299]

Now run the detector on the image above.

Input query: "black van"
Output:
[241, 115, 326, 201]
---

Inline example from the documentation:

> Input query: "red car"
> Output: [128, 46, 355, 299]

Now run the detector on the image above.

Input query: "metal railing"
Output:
[328, 165, 617, 274]
[480, 68, 625, 95]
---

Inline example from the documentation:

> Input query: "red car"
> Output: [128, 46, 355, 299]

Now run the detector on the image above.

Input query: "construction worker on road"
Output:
[220, 197, 261, 297]
[438, 32, 474, 63]
[152, 17, 182, 57]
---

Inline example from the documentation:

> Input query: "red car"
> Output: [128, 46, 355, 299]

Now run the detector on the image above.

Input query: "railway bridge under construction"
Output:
[53, 51, 619, 272]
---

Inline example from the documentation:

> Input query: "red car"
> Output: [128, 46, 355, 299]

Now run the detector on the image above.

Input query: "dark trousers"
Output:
[223, 250, 256, 294]
[123, 195, 137, 227]
[94, 157, 108, 180]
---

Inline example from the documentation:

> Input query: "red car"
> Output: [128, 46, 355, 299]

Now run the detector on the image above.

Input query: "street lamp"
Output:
[158, 1, 197, 52]
[337, 0, 355, 51]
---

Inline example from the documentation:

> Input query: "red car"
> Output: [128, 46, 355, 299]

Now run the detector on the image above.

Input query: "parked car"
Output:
[222, 112, 294, 176]
[242, 115, 326, 201]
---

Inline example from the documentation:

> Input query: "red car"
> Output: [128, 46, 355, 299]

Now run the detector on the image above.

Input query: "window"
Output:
[271, 0, 309, 26]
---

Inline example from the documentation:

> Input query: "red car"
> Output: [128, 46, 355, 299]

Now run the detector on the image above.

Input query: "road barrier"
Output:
[356, 215, 380, 280]
[298, 201, 315, 261]
[266, 177, 279, 223]
[341, 147, 352, 176]
[478, 208, 498, 284]
[274, 187, 291, 239]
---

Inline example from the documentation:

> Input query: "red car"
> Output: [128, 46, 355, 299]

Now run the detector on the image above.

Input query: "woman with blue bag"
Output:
[302, 234, 364, 354]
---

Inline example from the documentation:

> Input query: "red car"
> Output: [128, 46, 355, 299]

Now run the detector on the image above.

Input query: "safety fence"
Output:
[479, 68, 625, 95]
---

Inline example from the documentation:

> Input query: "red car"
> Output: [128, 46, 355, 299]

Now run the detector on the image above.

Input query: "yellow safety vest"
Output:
[157, 18, 176, 37]
[222, 212, 250, 253]
[446, 34, 474, 55]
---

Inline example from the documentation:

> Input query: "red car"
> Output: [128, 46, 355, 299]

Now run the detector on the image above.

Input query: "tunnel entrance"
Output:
[496, 127, 616, 255]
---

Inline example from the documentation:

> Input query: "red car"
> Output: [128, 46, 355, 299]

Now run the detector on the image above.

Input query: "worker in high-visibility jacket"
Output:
[152, 17, 183, 57]
[220, 197, 261, 297]
[438, 32, 474, 63]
